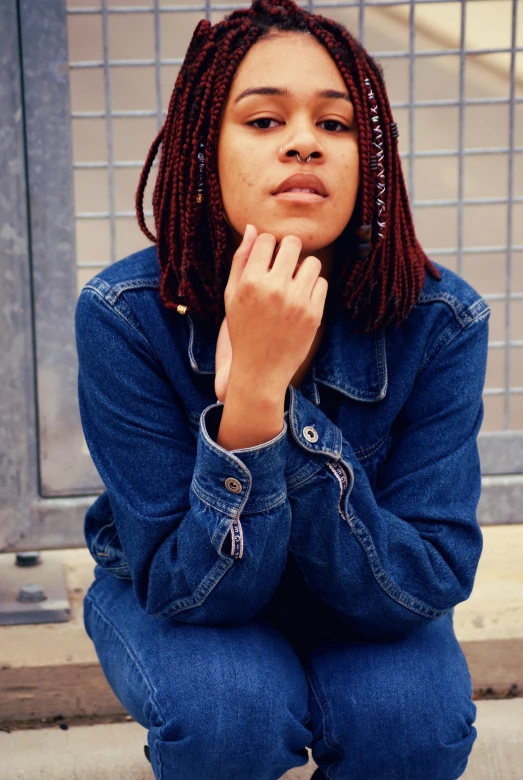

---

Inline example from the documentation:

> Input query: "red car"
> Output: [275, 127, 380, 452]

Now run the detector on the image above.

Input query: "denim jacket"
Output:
[75, 244, 490, 641]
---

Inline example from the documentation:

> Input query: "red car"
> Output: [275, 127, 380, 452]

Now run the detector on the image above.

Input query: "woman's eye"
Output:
[247, 118, 349, 132]
[248, 118, 279, 130]
[322, 120, 349, 132]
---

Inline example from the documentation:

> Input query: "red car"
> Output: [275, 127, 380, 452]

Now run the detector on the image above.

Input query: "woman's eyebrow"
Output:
[233, 86, 352, 105]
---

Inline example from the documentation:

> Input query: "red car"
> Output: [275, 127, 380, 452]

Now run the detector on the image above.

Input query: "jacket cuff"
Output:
[285, 384, 344, 459]
[191, 401, 289, 517]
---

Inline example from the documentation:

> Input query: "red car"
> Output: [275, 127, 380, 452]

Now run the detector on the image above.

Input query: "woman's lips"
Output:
[272, 191, 327, 202]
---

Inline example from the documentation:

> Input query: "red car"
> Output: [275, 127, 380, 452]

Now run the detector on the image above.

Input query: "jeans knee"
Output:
[332, 695, 478, 780]
[148, 686, 311, 780]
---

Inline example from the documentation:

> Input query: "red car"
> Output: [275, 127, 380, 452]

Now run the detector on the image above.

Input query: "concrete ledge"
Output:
[0, 549, 125, 722]
[1, 701, 522, 779]
[453, 523, 523, 699]
[1, 525, 522, 723]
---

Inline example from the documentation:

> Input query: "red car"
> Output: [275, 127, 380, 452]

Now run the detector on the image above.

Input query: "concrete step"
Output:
[1, 699, 522, 779]
[0, 525, 522, 724]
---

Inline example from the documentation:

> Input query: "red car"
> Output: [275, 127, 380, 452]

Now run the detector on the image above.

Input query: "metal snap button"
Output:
[225, 477, 242, 494]
[303, 425, 319, 443]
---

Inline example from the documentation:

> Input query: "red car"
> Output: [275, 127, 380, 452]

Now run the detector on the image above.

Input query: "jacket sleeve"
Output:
[287, 309, 490, 641]
[75, 287, 291, 626]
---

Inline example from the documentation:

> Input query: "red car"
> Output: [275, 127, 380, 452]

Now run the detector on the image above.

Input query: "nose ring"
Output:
[280, 146, 312, 163]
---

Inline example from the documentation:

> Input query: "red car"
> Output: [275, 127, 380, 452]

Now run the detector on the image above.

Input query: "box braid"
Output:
[135, 0, 442, 334]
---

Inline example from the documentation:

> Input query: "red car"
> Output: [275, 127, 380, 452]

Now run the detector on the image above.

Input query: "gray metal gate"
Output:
[1, 0, 522, 554]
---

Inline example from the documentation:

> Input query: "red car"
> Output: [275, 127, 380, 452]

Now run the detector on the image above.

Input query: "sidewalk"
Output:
[0, 699, 522, 779]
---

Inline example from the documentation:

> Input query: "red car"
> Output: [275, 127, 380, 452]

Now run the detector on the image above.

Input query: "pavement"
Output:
[0, 698, 522, 779]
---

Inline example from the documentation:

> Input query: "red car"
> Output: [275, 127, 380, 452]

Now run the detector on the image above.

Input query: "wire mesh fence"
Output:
[66, 0, 522, 433]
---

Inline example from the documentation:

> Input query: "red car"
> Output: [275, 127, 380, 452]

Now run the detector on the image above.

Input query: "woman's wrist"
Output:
[216, 364, 286, 451]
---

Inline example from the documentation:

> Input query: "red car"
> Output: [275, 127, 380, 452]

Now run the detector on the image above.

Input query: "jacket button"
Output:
[225, 477, 243, 494]
[303, 425, 319, 443]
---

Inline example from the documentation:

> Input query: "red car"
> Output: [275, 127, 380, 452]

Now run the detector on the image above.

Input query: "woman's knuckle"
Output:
[239, 278, 256, 299]
[305, 310, 318, 327]
[267, 285, 285, 305]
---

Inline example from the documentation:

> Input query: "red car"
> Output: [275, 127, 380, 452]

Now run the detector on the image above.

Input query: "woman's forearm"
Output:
[216, 364, 286, 451]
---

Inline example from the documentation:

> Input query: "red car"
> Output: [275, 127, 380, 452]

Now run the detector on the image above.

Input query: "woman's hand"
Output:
[215, 315, 232, 403]
[215, 225, 258, 402]
[217, 224, 328, 402]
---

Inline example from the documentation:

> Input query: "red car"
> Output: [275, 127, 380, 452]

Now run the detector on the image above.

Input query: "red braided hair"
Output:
[135, 0, 442, 334]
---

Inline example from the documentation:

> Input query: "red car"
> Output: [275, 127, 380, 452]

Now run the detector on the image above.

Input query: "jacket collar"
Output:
[186, 302, 388, 404]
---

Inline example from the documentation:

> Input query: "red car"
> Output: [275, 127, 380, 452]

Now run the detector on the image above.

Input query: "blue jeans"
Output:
[83, 556, 478, 780]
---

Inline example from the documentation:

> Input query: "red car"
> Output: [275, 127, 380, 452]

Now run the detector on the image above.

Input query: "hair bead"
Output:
[364, 77, 386, 240]
[357, 243, 372, 260]
[355, 224, 372, 242]
[196, 142, 205, 204]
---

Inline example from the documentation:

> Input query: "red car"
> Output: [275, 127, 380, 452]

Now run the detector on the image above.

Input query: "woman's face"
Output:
[216, 31, 360, 271]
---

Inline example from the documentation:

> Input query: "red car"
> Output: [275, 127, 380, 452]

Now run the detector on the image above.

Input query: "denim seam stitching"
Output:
[353, 430, 390, 459]
[286, 460, 330, 492]
[81, 286, 161, 364]
[90, 554, 129, 571]
[346, 514, 449, 618]
[83, 276, 161, 302]
[419, 307, 489, 377]
[375, 326, 388, 395]
[227, 419, 289, 453]
[468, 298, 491, 318]
[190, 482, 243, 516]
[196, 407, 289, 453]
[314, 375, 385, 403]
[200, 404, 277, 472]
[417, 293, 467, 325]
[94, 563, 131, 574]
[90, 517, 116, 555]
[157, 556, 234, 618]
[190, 483, 242, 517]
[93, 530, 119, 558]
[191, 479, 288, 515]
[88, 548, 131, 575]
[83, 596, 168, 778]
[211, 515, 239, 553]
[463, 308, 491, 329]
[418, 320, 460, 374]
[416, 292, 489, 327]
[108, 277, 160, 300]
[304, 664, 345, 780]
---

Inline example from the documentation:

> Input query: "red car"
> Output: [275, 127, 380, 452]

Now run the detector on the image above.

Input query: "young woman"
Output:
[75, 1, 489, 777]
